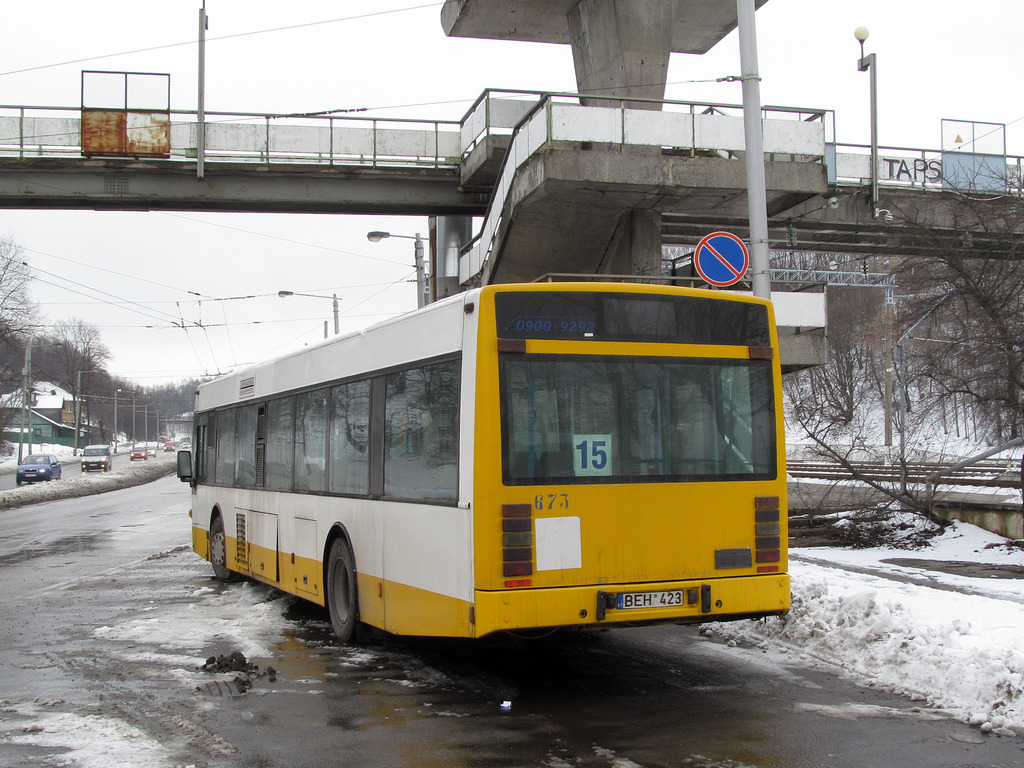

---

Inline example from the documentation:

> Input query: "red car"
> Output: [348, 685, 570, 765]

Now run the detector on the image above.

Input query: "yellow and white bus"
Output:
[177, 282, 788, 641]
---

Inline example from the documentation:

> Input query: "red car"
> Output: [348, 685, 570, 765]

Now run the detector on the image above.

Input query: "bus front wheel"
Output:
[326, 538, 359, 643]
[209, 515, 234, 581]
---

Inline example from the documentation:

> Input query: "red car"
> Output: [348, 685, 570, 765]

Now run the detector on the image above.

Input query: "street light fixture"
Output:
[855, 26, 879, 213]
[856, 25, 892, 447]
[367, 230, 428, 309]
[74, 369, 101, 456]
[278, 290, 341, 338]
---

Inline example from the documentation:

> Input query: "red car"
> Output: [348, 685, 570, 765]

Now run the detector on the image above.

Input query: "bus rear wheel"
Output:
[326, 538, 360, 643]
[209, 515, 233, 581]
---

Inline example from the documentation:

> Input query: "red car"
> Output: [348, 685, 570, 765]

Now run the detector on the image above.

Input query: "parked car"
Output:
[145, 441, 159, 458]
[129, 444, 148, 461]
[16, 454, 62, 485]
[81, 444, 112, 473]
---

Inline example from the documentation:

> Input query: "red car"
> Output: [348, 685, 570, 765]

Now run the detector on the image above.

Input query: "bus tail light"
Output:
[754, 496, 782, 573]
[502, 504, 533, 583]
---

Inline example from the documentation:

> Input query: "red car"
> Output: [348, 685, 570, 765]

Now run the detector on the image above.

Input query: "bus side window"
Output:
[265, 396, 295, 491]
[329, 380, 371, 495]
[383, 360, 459, 501]
[295, 390, 328, 492]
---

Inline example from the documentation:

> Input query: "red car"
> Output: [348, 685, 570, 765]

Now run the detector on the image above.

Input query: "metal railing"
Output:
[0, 104, 462, 169]
[458, 92, 834, 283]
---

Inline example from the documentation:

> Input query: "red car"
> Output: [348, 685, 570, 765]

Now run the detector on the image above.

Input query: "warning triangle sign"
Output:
[955, 135, 964, 143]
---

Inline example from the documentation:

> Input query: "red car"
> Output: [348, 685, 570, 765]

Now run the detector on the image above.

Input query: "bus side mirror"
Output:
[176, 450, 193, 483]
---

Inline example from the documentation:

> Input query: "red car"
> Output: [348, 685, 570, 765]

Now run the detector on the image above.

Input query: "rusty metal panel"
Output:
[81, 109, 170, 158]
[126, 111, 170, 156]
[82, 110, 127, 155]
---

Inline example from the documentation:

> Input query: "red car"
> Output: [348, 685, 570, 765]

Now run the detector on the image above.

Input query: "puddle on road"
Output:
[0, 534, 103, 566]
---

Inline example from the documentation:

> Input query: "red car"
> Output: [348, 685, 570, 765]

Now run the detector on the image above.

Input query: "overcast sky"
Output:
[2, 0, 1022, 385]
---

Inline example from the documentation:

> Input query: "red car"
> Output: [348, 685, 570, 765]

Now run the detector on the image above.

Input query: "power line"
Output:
[0, 4, 443, 79]
[27, 266, 188, 327]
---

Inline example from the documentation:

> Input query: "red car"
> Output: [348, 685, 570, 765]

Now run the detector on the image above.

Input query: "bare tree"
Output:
[40, 319, 112, 444]
[0, 235, 39, 348]
[894, 194, 1024, 443]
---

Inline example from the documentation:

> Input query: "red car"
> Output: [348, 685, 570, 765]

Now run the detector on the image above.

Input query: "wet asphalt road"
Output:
[0, 476, 1022, 768]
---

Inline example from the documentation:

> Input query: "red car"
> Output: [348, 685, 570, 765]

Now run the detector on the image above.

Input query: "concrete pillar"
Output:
[600, 209, 662, 275]
[431, 215, 473, 299]
[567, 0, 673, 110]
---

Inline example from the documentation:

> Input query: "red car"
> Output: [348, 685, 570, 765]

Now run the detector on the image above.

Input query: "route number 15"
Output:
[573, 434, 612, 476]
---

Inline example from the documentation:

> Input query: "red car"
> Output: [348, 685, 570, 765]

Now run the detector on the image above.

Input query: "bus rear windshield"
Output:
[499, 355, 776, 485]
[495, 291, 771, 346]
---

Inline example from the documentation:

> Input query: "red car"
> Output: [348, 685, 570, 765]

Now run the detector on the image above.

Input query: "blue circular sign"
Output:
[694, 232, 749, 287]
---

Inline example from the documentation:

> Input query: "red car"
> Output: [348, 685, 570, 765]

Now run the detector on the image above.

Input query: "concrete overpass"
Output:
[2, 0, 1020, 369]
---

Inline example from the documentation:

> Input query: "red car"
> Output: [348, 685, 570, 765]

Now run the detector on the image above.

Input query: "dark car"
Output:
[129, 444, 148, 461]
[81, 444, 112, 473]
[16, 454, 63, 485]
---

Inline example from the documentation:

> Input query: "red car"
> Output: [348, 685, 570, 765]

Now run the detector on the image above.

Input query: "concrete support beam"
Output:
[567, 0, 671, 108]
[0, 160, 487, 216]
[599, 209, 662, 275]
[441, 0, 771, 108]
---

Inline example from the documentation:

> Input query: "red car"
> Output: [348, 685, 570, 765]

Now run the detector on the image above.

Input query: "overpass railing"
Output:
[458, 91, 833, 283]
[0, 105, 462, 169]
[459, 88, 834, 163]
[831, 140, 1024, 192]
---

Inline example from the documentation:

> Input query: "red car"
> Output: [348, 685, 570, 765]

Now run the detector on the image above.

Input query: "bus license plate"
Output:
[616, 590, 685, 610]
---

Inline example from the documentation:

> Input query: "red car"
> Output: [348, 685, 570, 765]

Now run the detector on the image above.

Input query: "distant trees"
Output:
[45, 318, 111, 399]
[0, 235, 39, 350]
[783, 189, 1024, 515]
[0, 234, 205, 451]
[895, 194, 1024, 444]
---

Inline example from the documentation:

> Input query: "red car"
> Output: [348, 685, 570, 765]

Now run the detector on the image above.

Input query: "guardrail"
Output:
[0, 105, 462, 169]
[831, 141, 1024, 192]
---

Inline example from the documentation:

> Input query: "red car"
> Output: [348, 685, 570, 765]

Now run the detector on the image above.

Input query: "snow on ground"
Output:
[707, 521, 1024, 735]
[0, 443, 176, 509]
[3, 444, 1024, 761]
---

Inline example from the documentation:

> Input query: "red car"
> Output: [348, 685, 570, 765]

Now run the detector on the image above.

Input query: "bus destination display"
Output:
[494, 290, 771, 346]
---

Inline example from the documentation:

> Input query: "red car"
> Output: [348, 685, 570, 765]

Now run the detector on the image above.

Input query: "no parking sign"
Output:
[693, 231, 749, 287]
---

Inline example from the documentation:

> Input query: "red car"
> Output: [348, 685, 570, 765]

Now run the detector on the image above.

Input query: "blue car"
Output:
[16, 454, 63, 485]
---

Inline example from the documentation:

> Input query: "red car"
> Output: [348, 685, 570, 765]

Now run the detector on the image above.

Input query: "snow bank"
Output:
[0, 455, 177, 510]
[707, 523, 1024, 734]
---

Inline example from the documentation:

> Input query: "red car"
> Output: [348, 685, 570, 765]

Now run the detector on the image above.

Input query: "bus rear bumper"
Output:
[473, 574, 790, 637]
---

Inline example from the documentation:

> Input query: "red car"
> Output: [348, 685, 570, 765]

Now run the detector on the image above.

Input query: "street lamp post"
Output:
[855, 26, 879, 212]
[73, 370, 100, 455]
[113, 388, 120, 453]
[74, 370, 83, 456]
[19, 340, 33, 461]
[857, 27, 892, 445]
[366, 231, 428, 308]
[278, 290, 340, 338]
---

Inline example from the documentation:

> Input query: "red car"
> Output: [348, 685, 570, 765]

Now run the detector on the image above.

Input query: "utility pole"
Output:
[74, 370, 82, 455]
[19, 341, 32, 461]
[113, 389, 120, 452]
[197, 1, 207, 180]
[736, 0, 771, 299]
